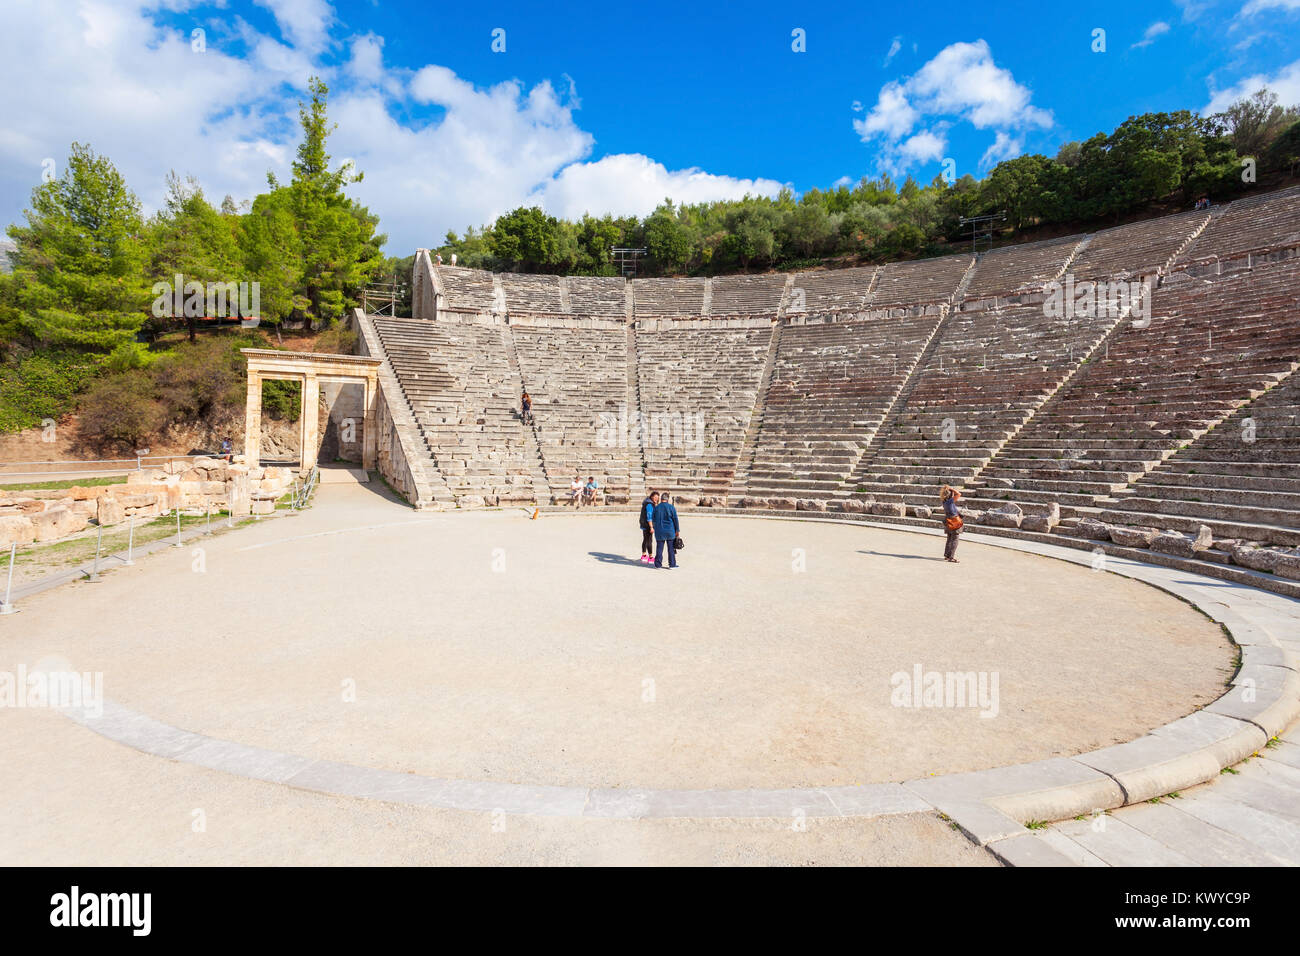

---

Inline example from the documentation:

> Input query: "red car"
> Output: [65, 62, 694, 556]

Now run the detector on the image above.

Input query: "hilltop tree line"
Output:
[440, 89, 1300, 276]
[0, 78, 390, 436]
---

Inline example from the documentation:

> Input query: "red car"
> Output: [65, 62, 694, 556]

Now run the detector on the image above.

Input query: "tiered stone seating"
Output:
[785, 266, 875, 313]
[513, 326, 638, 503]
[709, 274, 787, 315]
[965, 235, 1081, 300]
[1180, 184, 1300, 267]
[434, 266, 499, 313]
[975, 259, 1300, 518]
[631, 278, 706, 317]
[744, 314, 942, 496]
[1100, 370, 1300, 547]
[871, 254, 971, 307]
[373, 316, 542, 505]
[501, 273, 563, 313]
[1070, 210, 1209, 280]
[567, 276, 627, 315]
[636, 326, 771, 499]
[853, 302, 1123, 510]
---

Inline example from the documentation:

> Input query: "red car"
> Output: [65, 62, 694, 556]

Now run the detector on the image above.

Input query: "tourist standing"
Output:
[940, 485, 963, 563]
[653, 493, 680, 569]
[521, 390, 533, 425]
[639, 491, 659, 563]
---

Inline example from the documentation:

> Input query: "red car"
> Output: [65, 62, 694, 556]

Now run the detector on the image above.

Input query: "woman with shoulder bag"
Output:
[940, 485, 963, 563]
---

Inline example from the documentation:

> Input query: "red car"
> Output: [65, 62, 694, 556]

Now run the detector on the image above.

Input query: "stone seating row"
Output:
[1180, 184, 1300, 266]
[848, 301, 1125, 508]
[964, 235, 1081, 300]
[744, 314, 941, 495]
[970, 258, 1300, 518]
[635, 327, 770, 495]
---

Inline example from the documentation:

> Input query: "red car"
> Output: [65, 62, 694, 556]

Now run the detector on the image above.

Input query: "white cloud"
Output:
[531, 154, 783, 220]
[883, 36, 901, 66]
[1132, 21, 1171, 48]
[1204, 57, 1300, 112]
[254, 0, 334, 55]
[854, 81, 918, 140]
[0, 0, 785, 252]
[898, 129, 947, 164]
[980, 131, 1023, 168]
[854, 39, 1051, 174]
[1241, 0, 1300, 13]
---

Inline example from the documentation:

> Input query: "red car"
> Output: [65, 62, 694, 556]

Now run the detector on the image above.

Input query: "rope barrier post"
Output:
[292, 480, 299, 511]
[174, 506, 183, 547]
[0, 543, 17, 614]
[87, 524, 103, 582]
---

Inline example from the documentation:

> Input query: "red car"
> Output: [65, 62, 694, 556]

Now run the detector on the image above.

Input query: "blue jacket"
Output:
[640, 497, 655, 529]
[652, 501, 680, 538]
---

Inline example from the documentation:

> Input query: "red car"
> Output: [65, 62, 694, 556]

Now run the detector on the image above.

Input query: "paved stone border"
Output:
[45, 513, 1300, 848]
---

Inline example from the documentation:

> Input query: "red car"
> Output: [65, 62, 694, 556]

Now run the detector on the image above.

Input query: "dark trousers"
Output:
[641, 527, 654, 555]
[655, 536, 677, 568]
[944, 530, 960, 560]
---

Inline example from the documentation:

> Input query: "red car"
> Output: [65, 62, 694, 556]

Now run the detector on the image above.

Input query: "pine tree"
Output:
[6, 143, 150, 351]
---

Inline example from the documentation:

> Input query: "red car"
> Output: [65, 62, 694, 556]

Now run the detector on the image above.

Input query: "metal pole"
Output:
[206, 502, 212, 534]
[175, 506, 183, 547]
[87, 524, 103, 582]
[124, 515, 135, 565]
[0, 543, 17, 614]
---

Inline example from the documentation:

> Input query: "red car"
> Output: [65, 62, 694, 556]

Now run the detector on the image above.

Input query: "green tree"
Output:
[6, 142, 149, 351]
[148, 173, 244, 342]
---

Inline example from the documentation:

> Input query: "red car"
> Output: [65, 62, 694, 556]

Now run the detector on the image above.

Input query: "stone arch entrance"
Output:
[241, 349, 381, 474]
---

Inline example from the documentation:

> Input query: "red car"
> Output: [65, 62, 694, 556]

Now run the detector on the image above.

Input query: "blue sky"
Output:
[2, 0, 1299, 252]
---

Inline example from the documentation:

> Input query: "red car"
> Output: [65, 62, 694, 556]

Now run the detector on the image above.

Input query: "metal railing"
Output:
[291, 463, 320, 510]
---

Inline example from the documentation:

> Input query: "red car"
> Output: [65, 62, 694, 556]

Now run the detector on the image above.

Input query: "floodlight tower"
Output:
[958, 211, 1007, 257]
[611, 247, 647, 278]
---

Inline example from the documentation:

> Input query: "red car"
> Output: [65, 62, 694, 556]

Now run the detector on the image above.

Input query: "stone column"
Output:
[243, 370, 262, 462]
[362, 373, 378, 470]
[301, 373, 320, 473]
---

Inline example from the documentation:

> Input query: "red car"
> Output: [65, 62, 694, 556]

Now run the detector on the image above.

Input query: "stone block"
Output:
[1075, 517, 1111, 541]
[32, 506, 87, 542]
[983, 503, 1024, 528]
[0, 515, 35, 547]
[1109, 525, 1158, 548]
[96, 497, 126, 525]
[1021, 514, 1054, 533]
[869, 501, 906, 517]
[1151, 531, 1195, 557]
[769, 497, 797, 511]
[908, 505, 932, 520]
[797, 498, 827, 512]
[841, 498, 868, 513]
[1274, 553, 1300, 581]
[1229, 544, 1282, 572]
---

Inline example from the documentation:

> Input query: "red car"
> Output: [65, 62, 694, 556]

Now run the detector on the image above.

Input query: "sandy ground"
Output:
[2, 480, 1231, 786]
[0, 478, 1235, 863]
